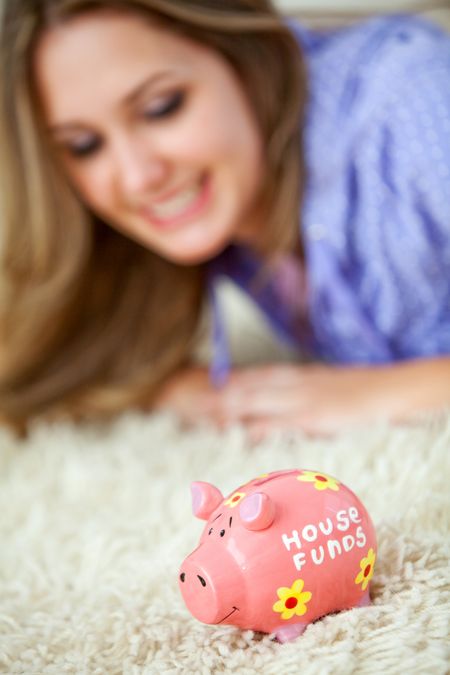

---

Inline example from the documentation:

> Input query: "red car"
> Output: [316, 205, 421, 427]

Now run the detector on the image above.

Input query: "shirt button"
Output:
[396, 31, 411, 43]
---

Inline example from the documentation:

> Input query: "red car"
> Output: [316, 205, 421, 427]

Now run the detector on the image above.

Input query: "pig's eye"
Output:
[220, 529, 225, 537]
[180, 573, 185, 582]
[208, 528, 213, 535]
[197, 575, 206, 587]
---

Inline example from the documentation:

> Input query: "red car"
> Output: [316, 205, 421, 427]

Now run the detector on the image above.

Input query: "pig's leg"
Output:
[274, 623, 307, 643]
[357, 589, 371, 607]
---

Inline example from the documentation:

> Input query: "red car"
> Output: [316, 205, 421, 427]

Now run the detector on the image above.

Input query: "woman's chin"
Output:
[116, 213, 236, 265]
[157, 230, 233, 266]
[164, 241, 229, 266]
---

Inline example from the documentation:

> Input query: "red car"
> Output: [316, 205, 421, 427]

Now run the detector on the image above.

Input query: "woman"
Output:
[0, 0, 449, 436]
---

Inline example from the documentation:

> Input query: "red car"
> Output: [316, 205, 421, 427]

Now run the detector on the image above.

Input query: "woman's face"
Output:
[35, 10, 264, 264]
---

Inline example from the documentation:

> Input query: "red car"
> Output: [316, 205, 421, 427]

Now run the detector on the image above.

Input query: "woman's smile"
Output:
[140, 173, 211, 230]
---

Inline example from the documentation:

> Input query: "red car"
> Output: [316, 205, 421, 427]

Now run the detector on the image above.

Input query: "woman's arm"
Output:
[153, 357, 450, 438]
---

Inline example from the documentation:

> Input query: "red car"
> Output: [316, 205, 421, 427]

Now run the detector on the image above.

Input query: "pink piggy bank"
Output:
[179, 469, 377, 643]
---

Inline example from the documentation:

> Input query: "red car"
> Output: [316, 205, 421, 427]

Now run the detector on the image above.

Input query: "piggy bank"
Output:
[179, 469, 377, 643]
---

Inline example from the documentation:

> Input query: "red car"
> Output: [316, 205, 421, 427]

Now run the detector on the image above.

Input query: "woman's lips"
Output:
[140, 174, 210, 230]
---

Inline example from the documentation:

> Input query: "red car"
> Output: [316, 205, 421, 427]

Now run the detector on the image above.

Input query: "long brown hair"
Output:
[0, 0, 306, 433]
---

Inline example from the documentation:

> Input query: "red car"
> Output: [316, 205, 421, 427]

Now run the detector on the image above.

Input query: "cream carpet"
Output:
[0, 407, 449, 674]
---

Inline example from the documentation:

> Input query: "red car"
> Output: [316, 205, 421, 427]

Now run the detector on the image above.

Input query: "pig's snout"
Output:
[179, 549, 245, 625]
[179, 557, 222, 624]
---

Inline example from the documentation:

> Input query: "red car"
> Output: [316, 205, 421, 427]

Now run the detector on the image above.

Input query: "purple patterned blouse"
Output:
[208, 15, 450, 385]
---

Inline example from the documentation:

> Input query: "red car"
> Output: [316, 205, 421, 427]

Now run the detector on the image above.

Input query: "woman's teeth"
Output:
[150, 182, 202, 220]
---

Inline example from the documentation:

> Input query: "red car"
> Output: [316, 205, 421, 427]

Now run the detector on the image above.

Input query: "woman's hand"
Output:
[153, 360, 450, 439]
[153, 366, 222, 428]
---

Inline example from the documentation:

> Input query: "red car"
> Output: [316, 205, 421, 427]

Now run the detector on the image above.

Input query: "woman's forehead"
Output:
[33, 10, 213, 125]
[34, 8, 205, 74]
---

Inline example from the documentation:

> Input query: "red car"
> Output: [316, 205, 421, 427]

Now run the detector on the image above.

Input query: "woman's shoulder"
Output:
[297, 13, 450, 169]
[292, 14, 449, 113]
[291, 13, 449, 64]
[349, 14, 449, 86]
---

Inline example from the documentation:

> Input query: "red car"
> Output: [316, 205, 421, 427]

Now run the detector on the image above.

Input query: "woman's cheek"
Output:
[69, 162, 114, 213]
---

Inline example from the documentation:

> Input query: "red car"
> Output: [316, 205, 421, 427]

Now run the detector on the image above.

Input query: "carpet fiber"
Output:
[0, 409, 449, 674]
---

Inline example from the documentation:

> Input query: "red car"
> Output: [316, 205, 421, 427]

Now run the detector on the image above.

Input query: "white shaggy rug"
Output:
[0, 407, 449, 674]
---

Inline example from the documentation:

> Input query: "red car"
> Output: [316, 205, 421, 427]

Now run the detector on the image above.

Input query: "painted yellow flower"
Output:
[273, 579, 312, 620]
[297, 470, 340, 491]
[224, 491, 246, 508]
[355, 548, 376, 591]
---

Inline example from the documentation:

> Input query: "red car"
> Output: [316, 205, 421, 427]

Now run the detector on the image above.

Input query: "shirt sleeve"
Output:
[349, 27, 450, 359]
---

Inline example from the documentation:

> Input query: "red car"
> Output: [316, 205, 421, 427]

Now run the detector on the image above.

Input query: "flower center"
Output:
[285, 597, 298, 609]
[315, 475, 327, 482]
[363, 564, 371, 577]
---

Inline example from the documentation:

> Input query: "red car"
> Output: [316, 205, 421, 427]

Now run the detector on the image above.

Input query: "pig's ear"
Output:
[191, 481, 224, 520]
[239, 492, 275, 530]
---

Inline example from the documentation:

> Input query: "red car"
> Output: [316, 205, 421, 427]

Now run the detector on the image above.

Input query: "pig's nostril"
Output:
[197, 575, 206, 587]
[180, 573, 185, 582]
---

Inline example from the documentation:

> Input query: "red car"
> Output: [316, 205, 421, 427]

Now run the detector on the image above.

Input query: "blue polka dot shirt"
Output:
[208, 15, 450, 383]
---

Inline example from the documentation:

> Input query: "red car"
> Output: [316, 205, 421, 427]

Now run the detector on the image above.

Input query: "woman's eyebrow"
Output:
[48, 70, 176, 133]
[122, 70, 175, 107]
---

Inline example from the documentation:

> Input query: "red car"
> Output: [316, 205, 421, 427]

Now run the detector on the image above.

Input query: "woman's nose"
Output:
[113, 139, 170, 196]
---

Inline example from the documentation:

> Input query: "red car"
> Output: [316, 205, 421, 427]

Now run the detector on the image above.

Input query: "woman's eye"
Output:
[143, 90, 185, 120]
[58, 92, 185, 159]
[67, 136, 102, 159]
